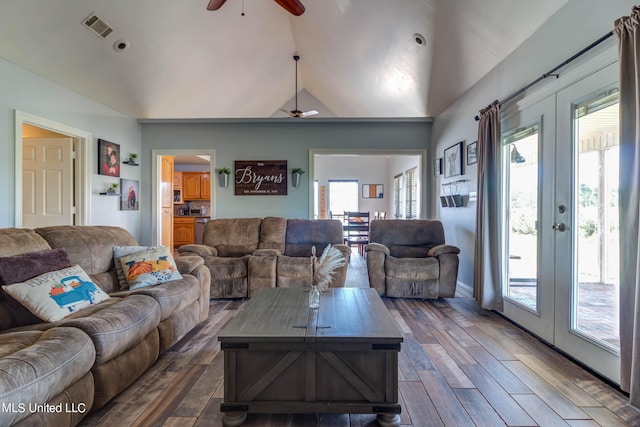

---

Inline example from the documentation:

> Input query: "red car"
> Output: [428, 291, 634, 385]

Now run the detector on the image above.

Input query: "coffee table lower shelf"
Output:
[219, 343, 401, 427]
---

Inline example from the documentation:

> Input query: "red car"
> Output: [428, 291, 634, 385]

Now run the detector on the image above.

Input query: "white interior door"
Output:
[22, 138, 74, 228]
[554, 62, 620, 383]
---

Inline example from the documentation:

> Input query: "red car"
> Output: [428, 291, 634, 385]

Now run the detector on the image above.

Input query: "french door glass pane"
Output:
[503, 124, 540, 310]
[573, 94, 620, 350]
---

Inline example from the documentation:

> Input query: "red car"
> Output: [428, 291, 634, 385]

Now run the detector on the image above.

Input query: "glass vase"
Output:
[309, 285, 320, 309]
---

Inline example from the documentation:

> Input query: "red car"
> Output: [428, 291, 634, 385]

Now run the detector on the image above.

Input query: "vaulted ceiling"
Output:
[0, 0, 568, 119]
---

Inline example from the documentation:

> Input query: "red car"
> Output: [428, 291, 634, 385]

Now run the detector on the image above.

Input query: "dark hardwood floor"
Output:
[80, 253, 640, 426]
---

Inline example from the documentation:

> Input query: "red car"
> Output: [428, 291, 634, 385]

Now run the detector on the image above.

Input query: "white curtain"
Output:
[615, 6, 640, 407]
[473, 101, 504, 311]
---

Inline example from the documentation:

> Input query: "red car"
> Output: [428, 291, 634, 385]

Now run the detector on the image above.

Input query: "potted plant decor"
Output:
[128, 153, 138, 165]
[106, 182, 119, 195]
[216, 167, 231, 188]
[291, 167, 305, 188]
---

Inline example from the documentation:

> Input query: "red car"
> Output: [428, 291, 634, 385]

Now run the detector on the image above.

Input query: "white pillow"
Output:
[2, 265, 110, 322]
[119, 246, 182, 290]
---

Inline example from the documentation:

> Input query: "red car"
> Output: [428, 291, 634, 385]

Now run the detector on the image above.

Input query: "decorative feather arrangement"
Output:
[311, 245, 346, 292]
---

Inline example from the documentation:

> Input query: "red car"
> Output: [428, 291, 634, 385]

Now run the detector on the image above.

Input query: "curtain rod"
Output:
[474, 31, 615, 121]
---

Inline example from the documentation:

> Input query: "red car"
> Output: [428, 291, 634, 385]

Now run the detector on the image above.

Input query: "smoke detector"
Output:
[82, 12, 114, 39]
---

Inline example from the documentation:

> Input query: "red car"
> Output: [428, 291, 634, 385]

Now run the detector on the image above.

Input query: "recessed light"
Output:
[113, 39, 130, 52]
[413, 33, 426, 47]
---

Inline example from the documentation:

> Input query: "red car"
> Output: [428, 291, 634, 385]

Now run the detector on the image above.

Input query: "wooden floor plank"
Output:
[459, 363, 536, 426]
[502, 360, 591, 420]
[131, 364, 207, 427]
[422, 343, 474, 389]
[465, 346, 531, 394]
[516, 353, 602, 407]
[418, 370, 475, 427]
[512, 394, 571, 427]
[454, 388, 507, 427]
[399, 381, 443, 427]
[581, 406, 632, 427]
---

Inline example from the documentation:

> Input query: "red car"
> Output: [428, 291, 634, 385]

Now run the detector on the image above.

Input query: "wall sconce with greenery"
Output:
[291, 167, 305, 188]
[216, 167, 231, 188]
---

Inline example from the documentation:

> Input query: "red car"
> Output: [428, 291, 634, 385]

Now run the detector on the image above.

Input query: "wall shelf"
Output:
[99, 192, 120, 196]
[123, 161, 139, 166]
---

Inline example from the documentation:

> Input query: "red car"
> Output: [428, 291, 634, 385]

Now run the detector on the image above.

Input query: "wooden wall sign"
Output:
[234, 160, 288, 196]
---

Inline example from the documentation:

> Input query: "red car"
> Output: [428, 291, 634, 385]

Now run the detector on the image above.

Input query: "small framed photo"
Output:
[433, 158, 442, 175]
[98, 139, 120, 177]
[467, 141, 478, 165]
[362, 184, 384, 199]
[120, 179, 139, 211]
[444, 141, 464, 178]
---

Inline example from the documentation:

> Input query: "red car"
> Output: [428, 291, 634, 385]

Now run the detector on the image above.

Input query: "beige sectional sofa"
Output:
[0, 226, 210, 427]
[178, 217, 351, 298]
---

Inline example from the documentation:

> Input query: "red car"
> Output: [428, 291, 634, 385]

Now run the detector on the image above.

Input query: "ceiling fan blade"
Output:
[280, 108, 295, 117]
[207, 0, 227, 11]
[273, 0, 305, 16]
[301, 110, 318, 117]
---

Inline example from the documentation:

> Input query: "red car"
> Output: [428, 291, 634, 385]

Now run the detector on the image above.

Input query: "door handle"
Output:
[552, 223, 566, 232]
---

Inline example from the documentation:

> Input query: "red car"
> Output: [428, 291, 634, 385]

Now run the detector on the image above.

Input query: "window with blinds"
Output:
[393, 174, 403, 219]
[405, 167, 417, 219]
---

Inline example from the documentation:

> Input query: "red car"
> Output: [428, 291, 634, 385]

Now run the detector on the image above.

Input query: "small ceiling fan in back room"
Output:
[207, 0, 305, 16]
[280, 54, 319, 118]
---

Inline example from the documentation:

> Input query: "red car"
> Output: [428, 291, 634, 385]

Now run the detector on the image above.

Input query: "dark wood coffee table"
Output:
[219, 287, 403, 426]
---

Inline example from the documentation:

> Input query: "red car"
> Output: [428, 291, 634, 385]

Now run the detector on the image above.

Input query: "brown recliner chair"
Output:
[365, 220, 460, 298]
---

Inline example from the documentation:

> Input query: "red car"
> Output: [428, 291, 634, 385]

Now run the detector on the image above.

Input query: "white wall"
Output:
[430, 0, 635, 290]
[0, 58, 142, 236]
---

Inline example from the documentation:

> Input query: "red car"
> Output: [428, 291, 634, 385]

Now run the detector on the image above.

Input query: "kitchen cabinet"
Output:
[173, 171, 183, 204]
[174, 217, 195, 246]
[182, 172, 210, 200]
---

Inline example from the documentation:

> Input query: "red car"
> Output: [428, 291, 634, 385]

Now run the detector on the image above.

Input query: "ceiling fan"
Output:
[207, 0, 305, 16]
[281, 54, 319, 118]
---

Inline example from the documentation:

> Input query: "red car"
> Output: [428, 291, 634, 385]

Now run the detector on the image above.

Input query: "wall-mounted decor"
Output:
[234, 160, 287, 196]
[291, 167, 305, 188]
[433, 158, 442, 175]
[467, 141, 478, 165]
[120, 178, 139, 210]
[362, 184, 383, 199]
[98, 139, 120, 177]
[444, 141, 463, 178]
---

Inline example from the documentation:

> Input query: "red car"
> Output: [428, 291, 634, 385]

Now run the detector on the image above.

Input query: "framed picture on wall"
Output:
[444, 141, 463, 178]
[98, 139, 120, 177]
[362, 184, 383, 199]
[433, 158, 442, 175]
[467, 141, 478, 165]
[120, 178, 139, 210]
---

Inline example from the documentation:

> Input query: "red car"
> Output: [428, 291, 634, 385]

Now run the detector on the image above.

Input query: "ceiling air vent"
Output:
[82, 13, 113, 39]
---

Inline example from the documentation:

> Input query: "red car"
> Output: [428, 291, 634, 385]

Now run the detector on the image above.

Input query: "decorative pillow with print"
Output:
[2, 265, 110, 322]
[113, 245, 160, 290]
[119, 246, 182, 290]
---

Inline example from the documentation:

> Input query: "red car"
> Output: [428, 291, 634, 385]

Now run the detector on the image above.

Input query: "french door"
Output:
[501, 62, 620, 383]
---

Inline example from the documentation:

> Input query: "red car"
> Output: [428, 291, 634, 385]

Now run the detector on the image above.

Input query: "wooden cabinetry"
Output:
[173, 217, 195, 247]
[173, 171, 183, 204]
[161, 156, 174, 249]
[182, 172, 210, 200]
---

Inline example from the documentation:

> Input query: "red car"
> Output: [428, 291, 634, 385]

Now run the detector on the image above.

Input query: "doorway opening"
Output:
[151, 149, 215, 246]
[14, 111, 92, 227]
[310, 149, 427, 220]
